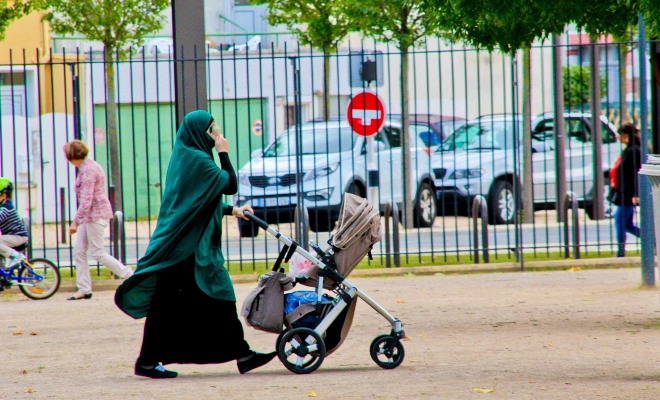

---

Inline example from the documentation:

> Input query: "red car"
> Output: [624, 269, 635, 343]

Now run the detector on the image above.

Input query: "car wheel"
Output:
[346, 182, 365, 198]
[488, 180, 516, 225]
[413, 182, 436, 228]
[238, 219, 259, 238]
[309, 210, 335, 232]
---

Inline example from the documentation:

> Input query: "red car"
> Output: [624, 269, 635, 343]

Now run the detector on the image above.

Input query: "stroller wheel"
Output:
[277, 327, 326, 374]
[370, 335, 405, 369]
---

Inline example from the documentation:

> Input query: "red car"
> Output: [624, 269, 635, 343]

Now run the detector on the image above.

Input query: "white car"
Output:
[235, 120, 437, 237]
[432, 112, 620, 224]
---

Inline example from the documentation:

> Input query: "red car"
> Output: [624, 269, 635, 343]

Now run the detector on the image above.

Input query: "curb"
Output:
[42, 256, 642, 294]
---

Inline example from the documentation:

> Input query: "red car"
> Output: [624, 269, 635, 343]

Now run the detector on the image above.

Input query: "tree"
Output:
[41, 0, 169, 212]
[0, 0, 33, 41]
[251, 0, 353, 121]
[562, 65, 608, 110]
[351, 0, 444, 228]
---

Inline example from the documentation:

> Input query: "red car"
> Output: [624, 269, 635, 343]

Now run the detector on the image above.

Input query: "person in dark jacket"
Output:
[612, 122, 641, 257]
[115, 110, 276, 379]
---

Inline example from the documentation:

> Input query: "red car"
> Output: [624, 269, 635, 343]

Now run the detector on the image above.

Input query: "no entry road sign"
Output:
[346, 91, 386, 137]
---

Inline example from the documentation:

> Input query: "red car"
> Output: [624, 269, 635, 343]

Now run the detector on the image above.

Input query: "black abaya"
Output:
[136, 256, 252, 366]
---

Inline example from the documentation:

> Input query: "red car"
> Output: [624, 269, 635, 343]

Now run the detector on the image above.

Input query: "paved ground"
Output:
[1, 266, 659, 399]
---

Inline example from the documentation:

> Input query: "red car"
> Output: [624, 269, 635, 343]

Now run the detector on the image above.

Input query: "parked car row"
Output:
[234, 119, 437, 237]
[233, 111, 620, 236]
[432, 112, 619, 224]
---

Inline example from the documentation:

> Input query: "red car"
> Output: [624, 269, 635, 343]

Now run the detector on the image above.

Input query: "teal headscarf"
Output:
[115, 110, 235, 319]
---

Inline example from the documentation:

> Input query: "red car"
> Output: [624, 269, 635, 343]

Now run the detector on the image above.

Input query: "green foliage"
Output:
[349, 0, 445, 50]
[250, 0, 352, 51]
[562, 65, 608, 110]
[40, 0, 169, 57]
[640, 0, 660, 37]
[434, 0, 638, 53]
[438, 0, 564, 52]
[0, 0, 33, 42]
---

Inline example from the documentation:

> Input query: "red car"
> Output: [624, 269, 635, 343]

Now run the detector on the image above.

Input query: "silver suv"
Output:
[432, 112, 619, 224]
[235, 120, 437, 236]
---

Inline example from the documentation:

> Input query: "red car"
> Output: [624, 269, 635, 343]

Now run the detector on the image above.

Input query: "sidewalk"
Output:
[51, 256, 645, 293]
[1, 265, 658, 399]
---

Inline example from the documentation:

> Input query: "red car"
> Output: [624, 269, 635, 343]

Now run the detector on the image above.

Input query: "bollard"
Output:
[562, 192, 580, 259]
[112, 211, 126, 270]
[294, 204, 310, 251]
[21, 216, 32, 260]
[471, 195, 489, 263]
[383, 201, 401, 268]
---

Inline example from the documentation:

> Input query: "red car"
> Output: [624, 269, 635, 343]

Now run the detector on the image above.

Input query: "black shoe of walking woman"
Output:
[67, 293, 92, 300]
[237, 351, 277, 374]
[134, 363, 178, 379]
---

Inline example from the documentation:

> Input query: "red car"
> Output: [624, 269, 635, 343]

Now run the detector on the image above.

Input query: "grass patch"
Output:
[57, 249, 633, 284]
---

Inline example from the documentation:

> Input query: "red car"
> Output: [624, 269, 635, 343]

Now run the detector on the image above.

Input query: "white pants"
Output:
[74, 220, 133, 294]
[0, 234, 29, 258]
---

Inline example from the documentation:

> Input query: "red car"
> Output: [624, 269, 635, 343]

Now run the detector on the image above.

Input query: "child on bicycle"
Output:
[0, 177, 28, 269]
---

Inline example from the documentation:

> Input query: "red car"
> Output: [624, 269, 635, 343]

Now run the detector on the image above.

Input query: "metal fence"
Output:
[0, 35, 650, 274]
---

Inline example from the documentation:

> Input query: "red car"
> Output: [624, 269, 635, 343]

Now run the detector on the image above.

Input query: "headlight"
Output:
[304, 163, 339, 181]
[239, 173, 250, 186]
[304, 188, 334, 201]
[449, 168, 484, 179]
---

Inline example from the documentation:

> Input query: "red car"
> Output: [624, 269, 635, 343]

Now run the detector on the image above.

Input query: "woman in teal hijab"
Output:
[115, 110, 276, 379]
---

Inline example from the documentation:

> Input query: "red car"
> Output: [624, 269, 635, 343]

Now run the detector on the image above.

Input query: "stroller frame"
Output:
[245, 211, 406, 374]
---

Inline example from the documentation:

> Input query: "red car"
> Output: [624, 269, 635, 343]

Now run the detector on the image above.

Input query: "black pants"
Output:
[137, 258, 251, 366]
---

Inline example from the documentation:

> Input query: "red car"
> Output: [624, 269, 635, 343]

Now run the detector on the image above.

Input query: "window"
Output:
[565, 118, 589, 143]
[382, 126, 402, 148]
[0, 72, 25, 86]
[263, 127, 356, 157]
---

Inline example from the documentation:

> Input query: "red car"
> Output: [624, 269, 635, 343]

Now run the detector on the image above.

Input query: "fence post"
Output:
[60, 187, 66, 244]
[563, 192, 580, 259]
[472, 195, 489, 263]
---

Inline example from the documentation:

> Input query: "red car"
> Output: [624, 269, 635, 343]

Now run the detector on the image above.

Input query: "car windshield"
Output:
[438, 120, 517, 152]
[437, 120, 465, 139]
[262, 126, 356, 157]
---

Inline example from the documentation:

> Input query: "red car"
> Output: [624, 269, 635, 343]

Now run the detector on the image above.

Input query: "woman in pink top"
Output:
[64, 140, 133, 300]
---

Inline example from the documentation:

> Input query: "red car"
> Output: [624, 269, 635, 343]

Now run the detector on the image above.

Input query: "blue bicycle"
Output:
[0, 244, 60, 300]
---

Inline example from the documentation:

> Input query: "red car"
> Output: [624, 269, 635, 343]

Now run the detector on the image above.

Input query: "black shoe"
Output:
[67, 293, 93, 300]
[237, 351, 277, 374]
[134, 363, 178, 379]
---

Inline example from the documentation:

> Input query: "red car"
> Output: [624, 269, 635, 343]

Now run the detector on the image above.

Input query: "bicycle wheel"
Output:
[18, 258, 60, 300]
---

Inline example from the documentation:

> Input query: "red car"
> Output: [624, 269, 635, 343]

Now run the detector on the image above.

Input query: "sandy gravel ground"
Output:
[1, 268, 659, 399]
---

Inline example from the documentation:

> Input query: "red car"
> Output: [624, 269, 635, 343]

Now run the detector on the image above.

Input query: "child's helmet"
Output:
[0, 177, 13, 197]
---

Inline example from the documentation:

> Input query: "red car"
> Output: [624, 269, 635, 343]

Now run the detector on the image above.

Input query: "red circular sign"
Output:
[346, 91, 386, 137]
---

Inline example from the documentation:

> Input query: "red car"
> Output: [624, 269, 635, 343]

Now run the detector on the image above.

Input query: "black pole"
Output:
[172, 0, 208, 127]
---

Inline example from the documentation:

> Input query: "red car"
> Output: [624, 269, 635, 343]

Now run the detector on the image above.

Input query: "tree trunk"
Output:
[553, 34, 567, 223]
[589, 37, 605, 220]
[401, 47, 413, 229]
[105, 47, 122, 212]
[618, 43, 628, 123]
[323, 48, 331, 121]
[522, 48, 534, 224]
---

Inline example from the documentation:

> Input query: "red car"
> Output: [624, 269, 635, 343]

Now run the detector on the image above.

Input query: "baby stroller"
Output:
[242, 193, 406, 374]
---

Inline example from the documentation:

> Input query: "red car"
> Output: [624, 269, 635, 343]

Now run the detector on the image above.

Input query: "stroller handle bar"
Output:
[244, 211, 269, 231]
